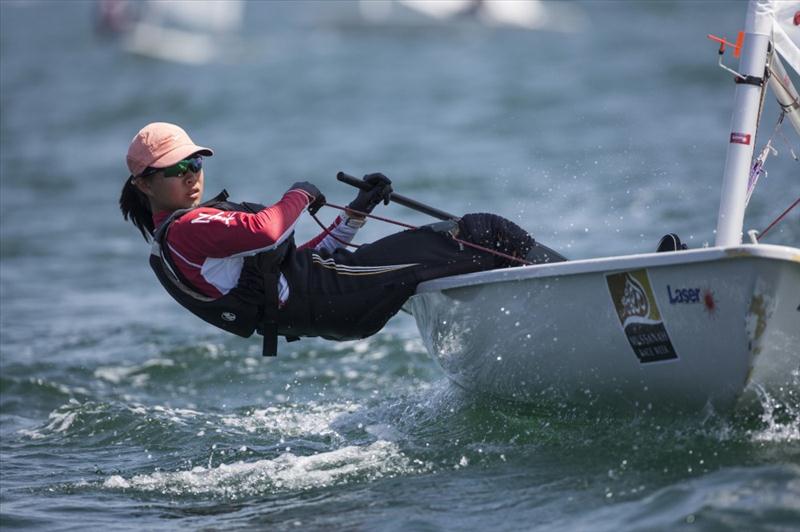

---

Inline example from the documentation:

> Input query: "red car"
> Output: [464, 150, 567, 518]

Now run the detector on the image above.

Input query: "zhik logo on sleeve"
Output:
[191, 212, 235, 226]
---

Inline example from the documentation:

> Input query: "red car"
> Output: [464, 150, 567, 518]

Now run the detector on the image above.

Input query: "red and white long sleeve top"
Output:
[152, 189, 359, 304]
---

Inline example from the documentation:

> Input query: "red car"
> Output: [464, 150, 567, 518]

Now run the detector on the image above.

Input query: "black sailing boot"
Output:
[656, 233, 688, 252]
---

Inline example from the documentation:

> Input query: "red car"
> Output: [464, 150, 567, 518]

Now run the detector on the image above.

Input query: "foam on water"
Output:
[17, 415, 75, 440]
[16, 399, 218, 442]
[220, 402, 360, 439]
[17, 398, 84, 440]
[102, 440, 430, 498]
[750, 387, 800, 443]
[94, 357, 176, 385]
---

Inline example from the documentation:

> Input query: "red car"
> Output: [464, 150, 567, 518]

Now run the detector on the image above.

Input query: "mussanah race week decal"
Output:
[606, 269, 678, 363]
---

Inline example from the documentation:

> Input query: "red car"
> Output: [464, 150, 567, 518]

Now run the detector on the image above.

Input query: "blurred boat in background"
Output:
[362, 0, 586, 32]
[97, 0, 244, 64]
[305, 0, 588, 33]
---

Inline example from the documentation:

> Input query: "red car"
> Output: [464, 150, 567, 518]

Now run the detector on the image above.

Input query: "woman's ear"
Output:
[132, 177, 153, 198]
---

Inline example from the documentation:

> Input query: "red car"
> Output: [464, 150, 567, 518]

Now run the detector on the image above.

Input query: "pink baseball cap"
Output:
[126, 122, 213, 177]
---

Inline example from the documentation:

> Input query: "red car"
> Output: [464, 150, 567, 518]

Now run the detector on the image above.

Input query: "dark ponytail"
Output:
[119, 177, 155, 241]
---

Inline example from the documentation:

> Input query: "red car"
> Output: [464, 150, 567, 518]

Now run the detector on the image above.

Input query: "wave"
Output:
[101, 440, 429, 498]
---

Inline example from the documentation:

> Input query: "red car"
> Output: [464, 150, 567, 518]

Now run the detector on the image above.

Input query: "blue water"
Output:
[1, 1, 799, 530]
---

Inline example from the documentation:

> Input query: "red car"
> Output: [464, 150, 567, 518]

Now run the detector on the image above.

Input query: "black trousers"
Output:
[276, 213, 549, 341]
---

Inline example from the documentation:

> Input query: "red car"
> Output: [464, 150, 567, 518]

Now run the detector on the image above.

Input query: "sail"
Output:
[754, 0, 800, 75]
[362, 0, 586, 32]
[122, 0, 244, 64]
[142, 0, 244, 34]
[747, 1, 800, 137]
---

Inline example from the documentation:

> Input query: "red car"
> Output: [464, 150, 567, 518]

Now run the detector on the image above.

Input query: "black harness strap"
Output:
[150, 190, 291, 356]
[261, 264, 279, 357]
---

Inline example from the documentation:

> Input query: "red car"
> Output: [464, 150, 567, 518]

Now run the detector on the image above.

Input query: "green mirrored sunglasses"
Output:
[138, 156, 203, 179]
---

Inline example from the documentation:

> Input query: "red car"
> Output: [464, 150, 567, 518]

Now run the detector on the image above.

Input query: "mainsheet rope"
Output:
[758, 196, 800, 239]
[310, 203, 534, 266]
[311, 195, 799, 251]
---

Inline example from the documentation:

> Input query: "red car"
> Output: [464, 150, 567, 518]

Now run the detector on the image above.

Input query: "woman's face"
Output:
[136, 166, 204, 213]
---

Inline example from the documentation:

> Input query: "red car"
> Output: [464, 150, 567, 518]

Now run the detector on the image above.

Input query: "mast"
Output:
[714, 0, 773, 247]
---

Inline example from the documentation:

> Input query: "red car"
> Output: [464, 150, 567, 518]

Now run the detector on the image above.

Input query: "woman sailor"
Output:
[119, 122, 565, 355]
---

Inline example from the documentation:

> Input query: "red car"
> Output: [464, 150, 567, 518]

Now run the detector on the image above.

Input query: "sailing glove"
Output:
[347, 173, 393, 216]
[290, 181, 326, 214]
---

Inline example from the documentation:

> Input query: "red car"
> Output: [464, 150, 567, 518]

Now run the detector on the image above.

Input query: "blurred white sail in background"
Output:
[479, 0, 553, 30]
[390, 0, 473, 21]
[122, 0, 244, 64]
[358, 0, 586, 33]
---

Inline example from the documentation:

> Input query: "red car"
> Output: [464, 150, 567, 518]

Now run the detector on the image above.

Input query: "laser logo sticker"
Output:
[607, 269, 678, 363]
[667, 285, 701, 304]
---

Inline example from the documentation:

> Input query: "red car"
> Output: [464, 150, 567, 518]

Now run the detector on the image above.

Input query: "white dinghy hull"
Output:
[407, 245, 800, 411]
